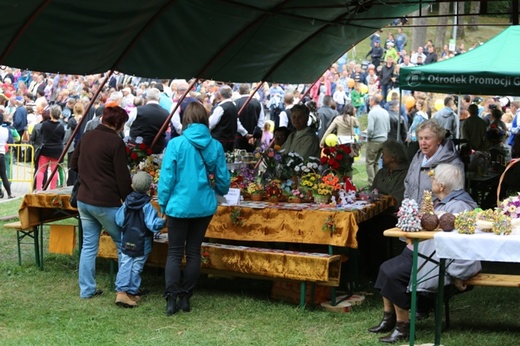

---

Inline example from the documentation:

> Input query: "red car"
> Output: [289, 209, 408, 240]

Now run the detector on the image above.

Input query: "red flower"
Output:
[332, 161, 340, 170]
[329, 147, 336, 153]
[147, 148, 153, 155]
[320, 156, 328, 164]
[323, 147, 330, 155]
[125, 146, 131, 153]
[130, 152, 139, 160]
[343, 145, 351, 154]
[328, 158, 336, 166]
[139, 143, 147, 150]
[336, 153, 344, 161]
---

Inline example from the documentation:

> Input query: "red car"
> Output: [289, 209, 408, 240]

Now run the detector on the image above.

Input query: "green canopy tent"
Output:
[399, 25, 520, 96]
[0, 0, 425, 83]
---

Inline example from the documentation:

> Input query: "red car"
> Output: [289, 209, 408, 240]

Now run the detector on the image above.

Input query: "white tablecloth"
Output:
[434, 231, 520, 263]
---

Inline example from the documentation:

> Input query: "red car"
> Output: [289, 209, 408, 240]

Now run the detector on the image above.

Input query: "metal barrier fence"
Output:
[6, 144, 69, 194]
[5, 143, 35, 193]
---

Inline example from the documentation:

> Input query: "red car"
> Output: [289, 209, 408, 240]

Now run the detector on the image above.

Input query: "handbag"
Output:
[70, 179, 80, 208]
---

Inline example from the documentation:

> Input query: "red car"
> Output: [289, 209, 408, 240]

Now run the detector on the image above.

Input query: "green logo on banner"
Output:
[406, 71, 423, 87]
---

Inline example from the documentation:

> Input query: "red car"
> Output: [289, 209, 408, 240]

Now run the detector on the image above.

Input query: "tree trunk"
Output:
[435, 3, 450, 50]
[411, 9, 428, 53]
[468, 1, 480, 31]
[456, 1, 465, 39]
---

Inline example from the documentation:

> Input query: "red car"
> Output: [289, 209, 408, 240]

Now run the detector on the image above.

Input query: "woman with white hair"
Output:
[368, 163, 481, 343]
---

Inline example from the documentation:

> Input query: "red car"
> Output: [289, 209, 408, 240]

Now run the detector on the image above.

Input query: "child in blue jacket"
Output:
[114, 171, 165, 308]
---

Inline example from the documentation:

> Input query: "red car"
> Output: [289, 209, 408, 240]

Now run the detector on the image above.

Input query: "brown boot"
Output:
[128, 294, 142, 303]
[379, 321, 410, 343]
[368, 311, 396, 333]
[115, 292, 137, 308]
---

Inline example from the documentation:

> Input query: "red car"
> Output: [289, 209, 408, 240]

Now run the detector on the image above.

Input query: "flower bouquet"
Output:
[313, 173, 341, 204]
[320, 144, 354, 178]
[294, 156, 320, 177]
[288, 188, 305, 203]
[126, 139, 153, 170]
[498, 193, 520, 234]
[279, 151, 304, 179]
[132, 153, 162, 195]
[299, 172, 321, 196]
[254, 147, 282, 182]
[265, 180, 283, 202]
[247, 182, 264, 201]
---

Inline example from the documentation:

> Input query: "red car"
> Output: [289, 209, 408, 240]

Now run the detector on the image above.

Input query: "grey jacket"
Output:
[433, 107, 457, 138]
[404, 139, 463, 207]
[317, 106, 339, 140]
[409, 190, 481, 293]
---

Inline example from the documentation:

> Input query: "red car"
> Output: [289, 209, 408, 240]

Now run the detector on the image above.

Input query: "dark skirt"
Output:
[374, 246, 413, 310]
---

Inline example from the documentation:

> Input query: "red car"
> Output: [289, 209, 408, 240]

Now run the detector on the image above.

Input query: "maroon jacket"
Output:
[70, 124, 132, 207]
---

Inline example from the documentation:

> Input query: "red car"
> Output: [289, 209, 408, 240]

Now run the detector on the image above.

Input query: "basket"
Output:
[497, 158, 520, 205]
[313, 194, 331, 204]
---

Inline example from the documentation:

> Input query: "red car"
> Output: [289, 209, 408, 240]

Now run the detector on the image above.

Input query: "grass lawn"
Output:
[2, 195, 520, 345]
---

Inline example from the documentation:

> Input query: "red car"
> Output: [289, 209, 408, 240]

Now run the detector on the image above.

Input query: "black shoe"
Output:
[415, 310, 430, 321]
[166, 294, 178, 316]
[8, 195, 15, 199]
[0, 190, 4, 198]
[379, 321, 410, 343]
[368, 311, 396, 333]
[178, 293, 191, 312]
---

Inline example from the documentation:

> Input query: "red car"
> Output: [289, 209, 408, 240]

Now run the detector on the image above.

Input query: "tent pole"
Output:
[456, 93, 461, 145]
[398, 90, 402, 142]
[150, 78, 198, 149]
[43, 70, 113, 191]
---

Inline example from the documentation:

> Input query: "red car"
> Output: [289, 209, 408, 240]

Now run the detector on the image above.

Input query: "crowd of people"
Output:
[0, 45, 519, 340]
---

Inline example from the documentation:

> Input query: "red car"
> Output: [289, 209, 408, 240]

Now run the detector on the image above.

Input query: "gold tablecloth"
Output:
[18, 187, 78, 229]
[207, 195, 394, 249]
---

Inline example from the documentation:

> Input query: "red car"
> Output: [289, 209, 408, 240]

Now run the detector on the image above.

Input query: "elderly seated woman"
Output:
[368, 163, 481, 343]
[357, 139, 409, 279]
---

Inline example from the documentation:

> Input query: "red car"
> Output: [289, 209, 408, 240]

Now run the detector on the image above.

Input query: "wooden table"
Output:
[383, 228, 442, 346]
[18, 187, 80, 269]
[384, 228, 520, 346]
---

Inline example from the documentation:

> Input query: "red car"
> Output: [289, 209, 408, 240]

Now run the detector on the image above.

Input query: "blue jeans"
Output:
[77, 201, 121, 298]
[115, 252, 149, 294]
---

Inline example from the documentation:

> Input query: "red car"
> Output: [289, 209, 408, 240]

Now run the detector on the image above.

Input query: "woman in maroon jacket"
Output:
[70, 103, 132, 299]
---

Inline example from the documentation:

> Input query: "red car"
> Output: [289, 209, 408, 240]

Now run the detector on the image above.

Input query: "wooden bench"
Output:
[464, 273, 520, 287]
[98, 234, 342, 308]
[443, 273, 520, 329]
[3, 221, 43, 269]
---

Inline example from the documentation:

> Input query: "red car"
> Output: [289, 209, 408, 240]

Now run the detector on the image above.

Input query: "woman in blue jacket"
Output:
[158, 102, 230, 316]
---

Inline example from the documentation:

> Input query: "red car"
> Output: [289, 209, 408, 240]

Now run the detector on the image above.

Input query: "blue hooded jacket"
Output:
[158, 123, 230, 218]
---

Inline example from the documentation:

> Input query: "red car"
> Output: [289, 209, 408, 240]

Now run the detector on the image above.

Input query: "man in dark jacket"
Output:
[209, 85, 238, 152]
[130, 88, 169, 154]
[366, 40, 384, 69]
[234, 83, 264, 151]
[379, 57, 395, 108]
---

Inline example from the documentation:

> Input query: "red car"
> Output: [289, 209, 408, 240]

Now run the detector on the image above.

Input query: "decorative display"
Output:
[396, 199, 422, 232]
[421, 213, 439, 231]
[455, 210, 477, 234]
[322, 215, 336, 234]
[201, 250, 210, 266]
[438, 213, 456, 232]
[498, 193, 520, 219]
[230, 207, 243, 226]
[420, 190, 434, 215]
